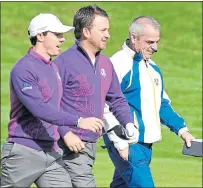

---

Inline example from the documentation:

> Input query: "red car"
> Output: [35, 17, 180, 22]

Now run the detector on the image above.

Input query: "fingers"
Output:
[95, 118, 104, 128]
[91, 118, 104, 132]
[91, 121, 103, 132]
[70, 145, 79, 153]
[185, 136, 195, 148]
[69, 142, 85, 153]
[64, 131, 86, 153]
[79, 117, 104, 132]
[186, 140, 191, 148]
[118, 147, 129, 161]
[120, 154, 128, 161]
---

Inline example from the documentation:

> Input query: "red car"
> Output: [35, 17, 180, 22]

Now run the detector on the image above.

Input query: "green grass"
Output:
[1, 2, 202, 187]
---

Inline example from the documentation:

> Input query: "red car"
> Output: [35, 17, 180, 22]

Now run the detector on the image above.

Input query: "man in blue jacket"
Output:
[103, 15, 195, 187]
[54, 5, 139, 188]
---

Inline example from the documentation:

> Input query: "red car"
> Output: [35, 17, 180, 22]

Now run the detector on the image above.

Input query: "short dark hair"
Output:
[73, 5, 108, 40]
[28, 31, 49, 45]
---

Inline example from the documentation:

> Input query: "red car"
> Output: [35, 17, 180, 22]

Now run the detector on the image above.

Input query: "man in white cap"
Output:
[1, 13, 104, 187]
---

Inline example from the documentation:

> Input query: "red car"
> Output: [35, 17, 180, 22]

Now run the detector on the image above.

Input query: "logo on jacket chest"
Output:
[101, 68, 106, 78]
[154, 78, 159, 86]
[56, 72, 61, 81]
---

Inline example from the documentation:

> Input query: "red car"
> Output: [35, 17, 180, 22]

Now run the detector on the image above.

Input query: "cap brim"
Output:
[50, 25, 75, 33]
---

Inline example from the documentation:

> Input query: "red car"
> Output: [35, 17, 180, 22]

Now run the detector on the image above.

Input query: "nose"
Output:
[105, 30, 110, 39]
[151, 43, 158, 52]
[59, 36, 65, 43]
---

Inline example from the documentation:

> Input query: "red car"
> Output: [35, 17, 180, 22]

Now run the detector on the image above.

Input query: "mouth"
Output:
[56, 45, 60, 50]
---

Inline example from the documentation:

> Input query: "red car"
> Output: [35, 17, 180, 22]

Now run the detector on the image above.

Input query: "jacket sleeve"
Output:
[104, 59, 132, 150]
[11, 67, 79, 132]
[53, 55, 79, 137]
[106, 63, 133, 126]
[159, 78, 189, 136]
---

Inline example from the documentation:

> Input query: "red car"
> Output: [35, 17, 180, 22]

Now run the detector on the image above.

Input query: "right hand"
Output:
[118, 146, 129, 161]
[63, 131, 85, 153]
[79, 117, 104, 132]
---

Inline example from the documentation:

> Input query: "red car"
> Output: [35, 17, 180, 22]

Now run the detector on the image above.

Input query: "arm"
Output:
[11, 67, 79, 130]
[160, 88, 189, 136]
[104, 61, 138, 151]
[106, 64, 133, 126]
[160, 89, 195, 146]
[104, 103, 129, 151]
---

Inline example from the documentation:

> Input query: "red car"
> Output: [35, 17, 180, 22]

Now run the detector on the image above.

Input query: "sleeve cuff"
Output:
[178, 127, 189, 137]
[58, 126, 71, 138]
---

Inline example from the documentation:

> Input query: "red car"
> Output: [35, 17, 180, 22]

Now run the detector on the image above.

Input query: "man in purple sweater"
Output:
[1, 13, 105, 187]
[54, 5, 139, 187]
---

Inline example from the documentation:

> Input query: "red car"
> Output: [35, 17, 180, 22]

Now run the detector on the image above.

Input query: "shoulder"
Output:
[110, 49, 133, 75]
[99, 54, 112, 63]
[11, 54, 34, 73]
[54, 47, 76, 65]
[10, 59, 33, 80]
[110, 49, 129, 63]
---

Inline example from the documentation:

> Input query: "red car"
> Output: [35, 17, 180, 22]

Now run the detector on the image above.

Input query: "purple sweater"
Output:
[54, 40, 133, 142]
[8, 48, 80, 151]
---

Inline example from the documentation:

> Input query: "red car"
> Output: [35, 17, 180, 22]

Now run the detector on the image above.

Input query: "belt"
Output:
[139, 142, 153, 149]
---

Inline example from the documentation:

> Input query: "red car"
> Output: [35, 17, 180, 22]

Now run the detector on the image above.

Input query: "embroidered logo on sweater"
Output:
[72, 74, 95, 116]
[39, 79, 54, 102]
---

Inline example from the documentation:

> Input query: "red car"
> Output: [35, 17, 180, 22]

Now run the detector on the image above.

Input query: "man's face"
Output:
[132, 25, 160, 60]
[42, 32, 65, 57]
[87, 15, 110, 51]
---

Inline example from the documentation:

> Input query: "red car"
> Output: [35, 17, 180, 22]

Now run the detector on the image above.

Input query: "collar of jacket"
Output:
[75, 40, 101, 61]
[122, 39, 143, 62]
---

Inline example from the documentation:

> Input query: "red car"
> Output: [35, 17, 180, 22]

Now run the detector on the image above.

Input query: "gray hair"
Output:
[129, 16, 160, 37]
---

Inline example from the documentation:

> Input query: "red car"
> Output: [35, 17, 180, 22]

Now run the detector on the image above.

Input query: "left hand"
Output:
[181, 131, 195, 147]
[118, 146, 129, 161]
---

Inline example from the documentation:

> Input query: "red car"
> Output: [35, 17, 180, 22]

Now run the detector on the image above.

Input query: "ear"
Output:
[82, 27, 91, 39]
[36, 33, 45, 42]
[130, 33, 137, 45]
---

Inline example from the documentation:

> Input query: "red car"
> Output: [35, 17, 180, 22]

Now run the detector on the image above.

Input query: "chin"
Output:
[100, 45, 106, 50]
[55, 51, 60, 56]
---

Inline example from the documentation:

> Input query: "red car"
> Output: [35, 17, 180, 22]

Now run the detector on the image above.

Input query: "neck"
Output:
[33, 44, 50, 61]
[127, 39, 138, 54]
[80, 40, 98, 60]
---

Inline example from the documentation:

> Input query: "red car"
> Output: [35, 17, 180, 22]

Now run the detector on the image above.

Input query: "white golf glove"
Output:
[125, 123, 139, 144]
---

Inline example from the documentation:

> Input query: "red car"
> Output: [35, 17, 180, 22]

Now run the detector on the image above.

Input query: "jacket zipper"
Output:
[145, 62, 161, 138]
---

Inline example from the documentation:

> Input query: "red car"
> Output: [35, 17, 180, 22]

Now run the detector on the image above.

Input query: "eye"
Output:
[147, 41, 154, 45]
[55, 33, 62, 37]
[52, 32, 63, 38]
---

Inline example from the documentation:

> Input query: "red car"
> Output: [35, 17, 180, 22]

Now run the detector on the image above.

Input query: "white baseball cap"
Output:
[28, 13, 74, 38]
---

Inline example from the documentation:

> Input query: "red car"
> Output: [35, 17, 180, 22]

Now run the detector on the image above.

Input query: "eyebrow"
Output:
[146, 39, 160, 43]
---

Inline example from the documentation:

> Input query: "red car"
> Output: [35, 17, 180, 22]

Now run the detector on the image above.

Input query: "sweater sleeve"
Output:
[11, 67, 79, 131]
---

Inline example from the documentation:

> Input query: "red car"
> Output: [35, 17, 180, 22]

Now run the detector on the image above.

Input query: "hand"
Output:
[126, 123, 139, 144]
[79, 117, 104, 132]
[181, 131, 195, 147]
[63, 131, 85, 153]
[118, 146, 129, 161]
